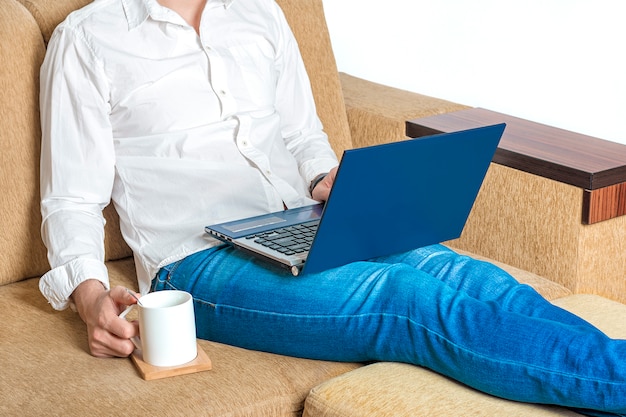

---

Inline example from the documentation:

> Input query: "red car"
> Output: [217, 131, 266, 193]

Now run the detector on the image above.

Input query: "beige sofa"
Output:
[1, 0, 625, 415]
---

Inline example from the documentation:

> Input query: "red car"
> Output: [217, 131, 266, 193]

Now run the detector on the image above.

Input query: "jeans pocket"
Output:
[151, 259, 184, 292]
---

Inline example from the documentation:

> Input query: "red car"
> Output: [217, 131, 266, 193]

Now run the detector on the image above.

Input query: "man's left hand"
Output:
[311, 166, 338, 202]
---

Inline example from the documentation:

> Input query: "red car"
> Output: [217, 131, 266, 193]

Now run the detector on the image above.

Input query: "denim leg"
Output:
[153, 245, 626, 415]
[373, 245, 603, 330]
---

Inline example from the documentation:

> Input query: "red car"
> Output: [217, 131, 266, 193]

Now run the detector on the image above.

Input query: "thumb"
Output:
[110, 286, 141, 308]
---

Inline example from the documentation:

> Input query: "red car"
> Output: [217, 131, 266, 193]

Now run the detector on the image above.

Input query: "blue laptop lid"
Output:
[302, 123, 505, 275]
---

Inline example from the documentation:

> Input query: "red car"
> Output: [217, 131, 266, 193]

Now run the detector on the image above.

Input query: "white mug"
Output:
[120, 290, 197, 367]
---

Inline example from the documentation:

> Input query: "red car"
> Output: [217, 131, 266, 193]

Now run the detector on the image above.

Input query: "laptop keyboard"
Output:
[246, 221, 319, 255]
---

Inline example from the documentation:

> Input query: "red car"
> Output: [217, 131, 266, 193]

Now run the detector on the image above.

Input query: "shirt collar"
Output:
[122, 0, 235, 30]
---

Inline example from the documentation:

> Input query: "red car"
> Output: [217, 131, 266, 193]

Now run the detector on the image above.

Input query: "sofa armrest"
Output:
[407, 109, 626, 304]
[448, 162, 626, 304]
[339, 72, 469, 149]
[340, 74, 626, 304]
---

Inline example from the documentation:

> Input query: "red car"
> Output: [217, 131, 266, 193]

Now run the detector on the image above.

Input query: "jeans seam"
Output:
[194, 297, 217, 309]
[213, 303, 621, 386]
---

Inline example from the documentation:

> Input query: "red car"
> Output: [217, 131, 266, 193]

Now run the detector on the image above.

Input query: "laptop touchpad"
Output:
[224, 216, 286, 233]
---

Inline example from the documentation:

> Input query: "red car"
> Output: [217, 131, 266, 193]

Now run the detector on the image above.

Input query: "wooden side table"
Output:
[406, 108, 626, 302]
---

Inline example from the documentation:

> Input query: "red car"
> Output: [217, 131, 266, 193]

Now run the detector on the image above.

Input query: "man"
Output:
[40, 0, 626, 415]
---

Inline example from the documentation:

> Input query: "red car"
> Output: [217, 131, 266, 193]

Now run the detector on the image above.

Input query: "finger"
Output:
[89, 326, 136, 358]
[108, 307, 139, 340]
[92, 315, 138, 357]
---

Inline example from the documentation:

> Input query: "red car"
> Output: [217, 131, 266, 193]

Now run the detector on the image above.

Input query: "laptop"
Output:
[205, 123, 505, 276]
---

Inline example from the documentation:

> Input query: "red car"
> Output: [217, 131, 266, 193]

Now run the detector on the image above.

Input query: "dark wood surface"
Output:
[406, 108, 626, 224]
[583, 184, 626, 224]
[406, 108, 626, 190]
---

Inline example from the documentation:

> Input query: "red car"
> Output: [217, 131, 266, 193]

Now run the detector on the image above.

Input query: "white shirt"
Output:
[39, 0, 338, 310]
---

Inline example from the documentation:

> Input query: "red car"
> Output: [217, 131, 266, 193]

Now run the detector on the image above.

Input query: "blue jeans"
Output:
[152, 244, 626, 416]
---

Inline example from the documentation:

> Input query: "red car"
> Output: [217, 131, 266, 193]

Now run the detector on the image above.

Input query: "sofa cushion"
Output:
[1, 0, 132, 287]
[302, 294, 626, 417]
[304, 362, 581, 417]
[16, 0, 91, 43]
[0, 258, 362, 416]
[0, 0, 48, 286]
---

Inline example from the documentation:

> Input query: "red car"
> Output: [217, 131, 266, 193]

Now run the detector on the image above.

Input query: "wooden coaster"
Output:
[130, 342, 212, 381]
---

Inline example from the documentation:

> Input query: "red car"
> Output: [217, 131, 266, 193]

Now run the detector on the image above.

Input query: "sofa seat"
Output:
[0, 257, 362, 416]
[303, 294, 626, 417]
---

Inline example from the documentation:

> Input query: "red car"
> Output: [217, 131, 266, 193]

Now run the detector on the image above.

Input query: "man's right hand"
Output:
[71, 280, 140, 358]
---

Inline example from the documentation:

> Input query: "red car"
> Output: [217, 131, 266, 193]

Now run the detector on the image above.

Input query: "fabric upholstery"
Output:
[1, 0, 131, 287]
[304, 362, 581, 417]
[450, 163, 626, 304]
[303, 294, 626, 417]
[0, 0, 48, 285]
[16, 0, 91, 43]
[575, 215, 626, 302]
[0, 261, 361, 416]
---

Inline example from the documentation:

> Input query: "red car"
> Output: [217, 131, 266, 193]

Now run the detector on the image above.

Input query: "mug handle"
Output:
[119, 304, 142, 350]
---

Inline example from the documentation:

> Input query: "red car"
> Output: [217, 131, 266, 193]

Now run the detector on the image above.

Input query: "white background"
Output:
[321, 0, 626, 145]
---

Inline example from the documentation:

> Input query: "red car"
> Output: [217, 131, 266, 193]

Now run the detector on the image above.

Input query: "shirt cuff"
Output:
[39, 258, 110, 311]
